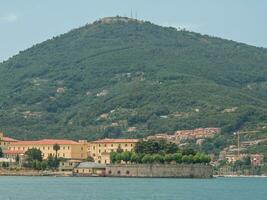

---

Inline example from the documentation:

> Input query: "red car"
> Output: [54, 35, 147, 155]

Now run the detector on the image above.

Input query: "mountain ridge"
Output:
[0, 16, 267, 141]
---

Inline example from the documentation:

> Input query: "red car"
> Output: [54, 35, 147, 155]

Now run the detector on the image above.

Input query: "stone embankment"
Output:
[106, 164, 213, 178]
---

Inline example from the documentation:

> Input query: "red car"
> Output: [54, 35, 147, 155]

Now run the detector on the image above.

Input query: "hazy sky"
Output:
[1, 0, 267, 62]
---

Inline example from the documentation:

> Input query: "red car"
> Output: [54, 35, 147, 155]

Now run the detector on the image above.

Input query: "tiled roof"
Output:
[2, 137, 18, 142]
[11, 139, 80, 145]
[90, 138, 139, 144]
[76, 162, 106, 169]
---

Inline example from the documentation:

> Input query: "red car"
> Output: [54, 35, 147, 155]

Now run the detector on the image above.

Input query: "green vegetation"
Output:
[0, 147, 3, 158]
[24, 148, 59, 170]
[0, 16, 266, 142]
[110, 140, 211, 164]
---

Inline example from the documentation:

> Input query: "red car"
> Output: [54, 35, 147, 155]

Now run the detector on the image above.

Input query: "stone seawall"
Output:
[106, 164, 212, 178]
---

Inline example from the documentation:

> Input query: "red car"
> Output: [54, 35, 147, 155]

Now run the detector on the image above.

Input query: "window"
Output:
[117, 170, 120, 174]
[68, 146, 70, 150]
[104, 144, 106, 147]
[131, 144, 133, 147]
[63, 146, 65, 150]
[43, 147, 45, 150]
[99, 150, 101, 153]
[108, 170, 112, 174]
[125, 144, 128, 147]
[48, 147, 50, 150]
[93, 146, 95, 150]
[81, 147, 83, 150]
[63, 153, 65, 157]
[111, 144, 113, 147]
[99, 144, 101, 147]
[126, 170, 130, 175]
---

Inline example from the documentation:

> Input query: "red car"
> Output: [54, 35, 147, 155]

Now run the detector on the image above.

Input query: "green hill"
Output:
[0, 16, 267, 140]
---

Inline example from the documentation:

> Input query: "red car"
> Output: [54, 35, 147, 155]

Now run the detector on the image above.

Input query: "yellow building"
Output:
[0, 132, 18, 149]
[88, 138, 139, 164]
[8, 139, 88, 160]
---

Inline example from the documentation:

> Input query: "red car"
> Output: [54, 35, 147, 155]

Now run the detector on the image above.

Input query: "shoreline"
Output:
[1, 171, 267, 178]
[214, 175, 267, 178]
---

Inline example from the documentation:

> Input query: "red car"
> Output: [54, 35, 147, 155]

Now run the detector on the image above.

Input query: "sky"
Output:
[1, 0, 267, 62]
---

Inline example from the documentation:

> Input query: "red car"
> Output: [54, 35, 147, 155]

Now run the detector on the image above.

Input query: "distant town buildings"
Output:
[175, 128, 220, 141]
[250, 154, 264, 166]
[146, 128, 220, 144]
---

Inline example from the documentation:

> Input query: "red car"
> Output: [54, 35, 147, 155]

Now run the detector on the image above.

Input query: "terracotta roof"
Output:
[90, 138, 139, 144]
[2, 137, 18, 142]
[3, 150, 24, 154]
[11, 139, 80, 145]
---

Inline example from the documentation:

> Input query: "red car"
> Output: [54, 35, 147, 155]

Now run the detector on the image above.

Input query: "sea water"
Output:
[0, 176, 266, 200]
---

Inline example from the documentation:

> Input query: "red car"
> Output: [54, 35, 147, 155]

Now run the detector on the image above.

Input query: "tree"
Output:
[25, 148, 43, 162]
[110, 152, 117, 164]
[15, 154, 20, 163]
[164, 154, 174, 164]
[134, 140, 179, 154]
[86, 156, 94, 162]
[53, 144, 60, 160]
[141, 154, 153, 164]
[47, 154, 55, 169]
[130, 153, 139, 163]
[152, 154, 164, 164]
[0, 147, 3, 158]
[182, 155, 190, 163]
[115, 153, 123, 164]
[173, 153, 183, 163]
[121, 151, 132, 164]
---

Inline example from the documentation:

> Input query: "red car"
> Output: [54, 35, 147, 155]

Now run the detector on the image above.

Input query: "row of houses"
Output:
[147, 127, 220, 143]
[0, 132, 139, 165]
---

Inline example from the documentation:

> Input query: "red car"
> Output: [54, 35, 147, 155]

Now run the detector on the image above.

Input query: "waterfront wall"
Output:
[106, 164, 213, 178]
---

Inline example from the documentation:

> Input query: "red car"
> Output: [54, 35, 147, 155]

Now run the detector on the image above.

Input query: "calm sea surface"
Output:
[0, 176, 266, 200]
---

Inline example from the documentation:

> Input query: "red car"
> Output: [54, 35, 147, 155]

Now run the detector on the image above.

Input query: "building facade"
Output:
[0, 132, 18, 149]
[73, 162, 106, 176]
[88, 139, 139, 164]
[250, 154, 264, 166]
[8, 139, 88, 160]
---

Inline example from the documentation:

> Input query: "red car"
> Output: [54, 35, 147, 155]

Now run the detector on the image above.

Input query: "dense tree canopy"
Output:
[0, 16, 267, 141]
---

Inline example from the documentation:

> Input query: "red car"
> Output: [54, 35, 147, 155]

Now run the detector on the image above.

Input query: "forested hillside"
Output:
[0, 17, 267, 140]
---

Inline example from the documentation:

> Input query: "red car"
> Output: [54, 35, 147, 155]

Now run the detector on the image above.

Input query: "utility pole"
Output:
[237, 132, 240, 157]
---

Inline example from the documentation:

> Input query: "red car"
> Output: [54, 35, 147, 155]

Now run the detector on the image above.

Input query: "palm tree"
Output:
[53, 143, 60, 160]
